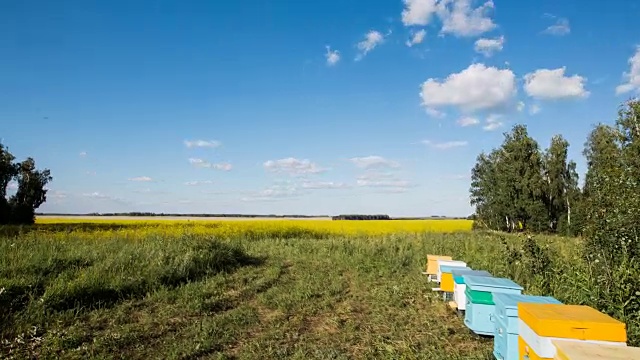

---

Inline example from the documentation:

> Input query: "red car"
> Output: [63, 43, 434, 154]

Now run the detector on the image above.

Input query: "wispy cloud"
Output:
[529, 104, 542, 115]
[483, 114, 503, 131]
[542, 15, 570, 36]
[7, 181, 18, 190]
[474, 36, 505, 57]
[325, 45, 340, 66]
[263, 157, 326, 176]
[184, 140, 222, 148]
[128, 176, 153, 182]
[188, 158, 232, 171]
[406, 29, 427, 47]
[422, 140, 468, 149]
[301, 181, 350, 190]
[355, 30, 385, 61]
[456, 117, 480, 127]
[241, 184, 301, 202]
[184, 180, 215, 186]
[79, 151, 87, 158]
[348, 156, 400, 170]
[616, 46, 640, 95]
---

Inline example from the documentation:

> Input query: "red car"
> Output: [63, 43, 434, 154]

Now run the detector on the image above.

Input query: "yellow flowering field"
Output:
[34, 217, 473, 239]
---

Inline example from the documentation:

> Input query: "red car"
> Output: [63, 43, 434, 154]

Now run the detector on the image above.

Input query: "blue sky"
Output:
[1, 0, 639, 217]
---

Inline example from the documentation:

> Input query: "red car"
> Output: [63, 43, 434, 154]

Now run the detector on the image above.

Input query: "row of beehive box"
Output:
[423, 255, 640, 360]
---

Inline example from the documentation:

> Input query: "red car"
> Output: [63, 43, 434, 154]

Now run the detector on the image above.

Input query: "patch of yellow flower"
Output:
[35, 217, 473, 238]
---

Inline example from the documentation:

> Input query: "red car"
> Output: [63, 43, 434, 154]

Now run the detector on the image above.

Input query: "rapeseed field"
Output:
[34, 217, 474, 238]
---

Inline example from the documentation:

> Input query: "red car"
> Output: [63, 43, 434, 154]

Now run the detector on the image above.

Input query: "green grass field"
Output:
[0, 221, 633, 359]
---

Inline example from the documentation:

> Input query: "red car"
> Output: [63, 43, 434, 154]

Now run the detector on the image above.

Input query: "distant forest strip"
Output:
[36, 212, 470, 220]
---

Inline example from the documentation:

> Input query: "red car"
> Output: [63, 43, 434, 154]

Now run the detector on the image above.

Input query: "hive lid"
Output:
[553, 340, 638, 360]
[493, 293, 561, 311]
[440, 265, 471, 274]
[451, 268, 489, 276]
[437, 260, 467, 268]
[427, 255, 452, 261]
[518, 303, 627, 342]
[463, 275, 523, 290]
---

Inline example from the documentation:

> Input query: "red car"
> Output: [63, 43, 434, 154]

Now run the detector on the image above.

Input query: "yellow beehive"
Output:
[518, 304, 627, 359]
[552, 340, 640, 360]
[424, 254, 451, 274]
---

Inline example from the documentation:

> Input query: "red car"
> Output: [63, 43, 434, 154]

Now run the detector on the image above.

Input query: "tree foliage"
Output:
[469, 124, 579, 234]
[0, 143, 52, 224]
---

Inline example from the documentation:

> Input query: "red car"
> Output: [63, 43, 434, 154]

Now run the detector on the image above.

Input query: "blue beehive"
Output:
[492, 293, 562, 360]
[463, 275, 523, 336]
[451, 269, 492, 311]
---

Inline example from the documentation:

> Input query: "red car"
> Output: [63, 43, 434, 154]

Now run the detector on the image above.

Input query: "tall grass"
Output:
[1, 221, 637, 359]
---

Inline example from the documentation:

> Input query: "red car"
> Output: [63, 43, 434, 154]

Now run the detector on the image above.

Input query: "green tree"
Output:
[0, 143, 52, 224]
[542, 135, 581, 235]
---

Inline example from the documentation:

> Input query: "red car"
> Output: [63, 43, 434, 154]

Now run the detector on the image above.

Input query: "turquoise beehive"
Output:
[463, 275, 523, 336]
[493, 294, 562, 360]
[451, 269, 492, 311]
[492, 293, 562, 360]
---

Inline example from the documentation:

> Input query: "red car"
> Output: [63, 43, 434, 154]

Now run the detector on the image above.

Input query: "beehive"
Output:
[463, 275, 523, 336]
[492, 293, 562, 360]
[440, 265, 471, 293]
[424, 255, 452, 282]
[552, 340, 640, 360]
[518, 304, 627, 359]
[451, 269, 491, 311]
[436, 259, 467, 283]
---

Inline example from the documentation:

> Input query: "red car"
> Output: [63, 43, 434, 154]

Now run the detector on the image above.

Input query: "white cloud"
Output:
[422, 140, 468, 149]
[128, 176, 153, 182]
[474, 36, 504, 57]
[325, 46, 340, 66]
[241, 184, 301, 202]
[7, 181, 17, 190]
[184, 140, 222, 148]
[263, 157, 326, 175]
[402, 0, 438, 26]
[456, 116, 480, 127]
[357, 179, 411, 188]
[184, 180, 214, 186]
[302, 181, 350, 189]
[483, 114, 503, 131]
[79, 151, 87, 157]
[524, 67, 589, 99]
[83, 192, 109, 199]
[355, 30, 385, 60]
[49, 190, 67, 199]
[516, 101, 525, 112]
[348, 156, 400, 169]
[543, 17, 570, 36]
[406, 29, 427, 47]
[616, 46, 640, 95]
[357, 171, 395, 181]
[188, 158, 232, 171]
[437, 0, 496, 37]
[86, 171, 97, 176]
[420, 63, 516, 112]
[426, 107, 446, 118]
[529, 104, 541, 115]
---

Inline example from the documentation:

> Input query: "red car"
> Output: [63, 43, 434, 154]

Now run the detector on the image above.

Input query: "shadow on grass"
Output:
[0, 240, 266, 338]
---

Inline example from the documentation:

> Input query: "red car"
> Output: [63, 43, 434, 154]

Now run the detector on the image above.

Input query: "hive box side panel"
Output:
[552, 340, 635, 360]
